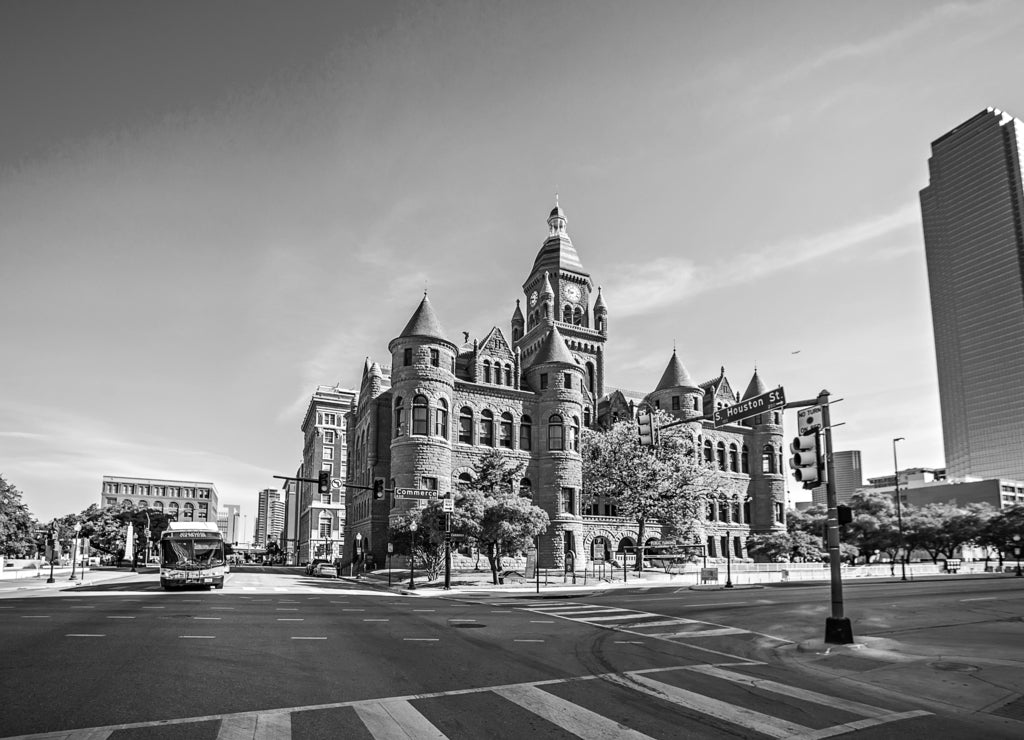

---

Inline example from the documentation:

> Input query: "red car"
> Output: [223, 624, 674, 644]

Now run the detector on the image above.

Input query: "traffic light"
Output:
[637, 412, 656, 446]
[318, 470, 331, 494]
[373, 480, 384, 500]
[789, 433, 825, 489]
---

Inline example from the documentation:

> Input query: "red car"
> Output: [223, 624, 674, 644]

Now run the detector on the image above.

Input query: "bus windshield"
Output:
[161, 539, 225, 570]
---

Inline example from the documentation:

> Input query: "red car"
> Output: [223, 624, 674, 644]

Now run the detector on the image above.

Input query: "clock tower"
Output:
[516, 199, 607, 414]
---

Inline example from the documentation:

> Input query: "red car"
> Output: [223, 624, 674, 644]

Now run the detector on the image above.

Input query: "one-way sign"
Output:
[713, 387, 786, 427]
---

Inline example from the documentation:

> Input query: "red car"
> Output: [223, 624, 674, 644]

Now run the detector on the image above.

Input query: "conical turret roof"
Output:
[655, 350, 698, 391]
[539, 271, 554, 300]
[531, 325, 576, 366]
[742, 368, 767, 400]
[511, 299, 524, 322]
[593, 286, 607, 312]
[398, 294, 450, 344]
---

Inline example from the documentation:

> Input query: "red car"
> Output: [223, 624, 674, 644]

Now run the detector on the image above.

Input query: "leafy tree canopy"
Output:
[0, 475, 37, 558]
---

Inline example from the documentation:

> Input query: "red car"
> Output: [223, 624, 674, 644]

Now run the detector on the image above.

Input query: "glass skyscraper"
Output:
[920, 107, 1024, 481]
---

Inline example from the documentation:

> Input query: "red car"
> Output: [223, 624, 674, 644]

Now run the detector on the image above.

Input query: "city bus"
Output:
[159, 522, 228, 590]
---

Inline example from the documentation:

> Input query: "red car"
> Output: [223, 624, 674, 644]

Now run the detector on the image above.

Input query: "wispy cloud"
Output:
[608, 202, 920, 318]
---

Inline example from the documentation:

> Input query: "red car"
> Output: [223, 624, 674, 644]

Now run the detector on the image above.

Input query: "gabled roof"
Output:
[531, 325, 576, 366]
[477, 327, 514, 361]
[397, 294, 450, 344]
[742, 368, 767, 400]
[655, 350, 699, 391]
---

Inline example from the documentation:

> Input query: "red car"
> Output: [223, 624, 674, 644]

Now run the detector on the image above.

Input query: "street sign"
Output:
[394, 488, 440, 500]
[442, 497, 454, 513]
[798, 406, 823, 434]
[713, 387, 786, 427]
[331, 478, 342, 490]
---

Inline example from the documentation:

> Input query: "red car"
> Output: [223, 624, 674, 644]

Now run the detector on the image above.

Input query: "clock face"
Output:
[565, 285, 581, 302]
[529, 290, 538, 307]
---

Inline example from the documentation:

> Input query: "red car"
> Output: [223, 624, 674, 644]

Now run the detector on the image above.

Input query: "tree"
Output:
[979, 504, 1024, 568]
[746, 532, 792, 562]
[582, 411, 733, 572]
[0, 475, 37, 558]
[418, 450, 548, 584]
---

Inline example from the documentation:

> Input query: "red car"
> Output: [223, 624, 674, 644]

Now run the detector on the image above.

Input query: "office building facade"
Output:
[920, 108, 1024, 481]
[101, 475, 218, 524]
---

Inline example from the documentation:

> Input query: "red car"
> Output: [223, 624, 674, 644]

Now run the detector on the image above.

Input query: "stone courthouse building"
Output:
[344, 202, 786, 570]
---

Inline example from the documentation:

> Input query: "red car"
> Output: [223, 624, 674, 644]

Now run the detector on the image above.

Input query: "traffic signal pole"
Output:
[818, 390, 853, 644]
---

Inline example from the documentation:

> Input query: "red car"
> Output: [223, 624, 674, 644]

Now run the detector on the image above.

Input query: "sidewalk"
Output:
[0, 566, 146, 593]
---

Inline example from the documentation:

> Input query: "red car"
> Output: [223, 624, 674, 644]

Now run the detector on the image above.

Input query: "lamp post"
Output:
[69, 523, 82, 580]
[724, 531, 733, 588]
[46, 528, 56, 584]
[355, 533, 363, 579]
[408, 523, 417, 589]
[892, 437, 907, 582]
[1013, 534, 1022, 577]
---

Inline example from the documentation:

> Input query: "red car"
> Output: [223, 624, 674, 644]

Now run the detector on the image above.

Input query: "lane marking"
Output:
[277, 618, 304, 621]
[216, 711, 291, 740]
[959, 596, 997, 602]
[107, 616, 135, 619]
[194, 617, 221, 620]
[276, 608, 299, 611]
[291, 637, 327, 640]
[70, 606, 96, 609]
[513, 639, 545, 643]
[530, 620, 555, 623]
[615, 641, 645, 644]
[403, 638, 439, 641]
[412, 609, 435, 612]
[66, 634, 105, 638]
[180, 636, 215, 639]
[364, 619, 390, 622]
[20, 615, 50, 619]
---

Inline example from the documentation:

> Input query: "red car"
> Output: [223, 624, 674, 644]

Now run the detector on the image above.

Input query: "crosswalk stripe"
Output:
[216, 711, 292, 740]
[602, 672, 812, 738]
[354, 699, 447, 739]
[578, 614, 653, 622]
[615, 618, 696, 628]
[646, 627, 748, 638]
[682, 664, 903, 717]
[493, 684, 656, 740]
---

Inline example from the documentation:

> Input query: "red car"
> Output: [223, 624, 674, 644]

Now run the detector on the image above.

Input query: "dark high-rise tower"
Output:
[920, 108, 1024, 481]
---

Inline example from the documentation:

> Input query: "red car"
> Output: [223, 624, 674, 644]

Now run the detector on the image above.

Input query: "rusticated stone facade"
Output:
[344, 202, 785, 570]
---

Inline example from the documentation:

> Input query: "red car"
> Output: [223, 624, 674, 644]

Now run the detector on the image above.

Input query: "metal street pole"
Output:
[725, 530, 733, 588]
[408, 523, 417, 589]
[46, 528, 56, 583]
[820, 390, 853, 644]
[69, 523, 82, 580]
[893, 437, 907, 581]
[443, 511, 451, 590]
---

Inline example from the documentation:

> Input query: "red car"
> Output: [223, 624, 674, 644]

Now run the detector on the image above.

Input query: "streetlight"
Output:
[724, 531, 733, 588]
[69, 523, 82, 580]
[1013, 534, 1022, 577]
[408, 523, 417, 589]
[355, 533, 363, 579]
[893, 437, 907, 582]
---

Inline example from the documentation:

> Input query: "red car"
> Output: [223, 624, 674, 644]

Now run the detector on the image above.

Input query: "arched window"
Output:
[519, 415, 532, 450]
[573, 307, 583, 325]
[480, 410, 495, 446]
[586, 362, 595, 393]
[412, 394, 428, 435]
[394, 397, 404, 437]
[703, 439, 713, 464]
[513, 327, 522, 341]
[152, 501, 163, 511]
[168, 502, 179, 521]
[732, 498, 741, 523]
[583, 406, 592, 427]
[183, 503, 195, 521]
[693, 397, 700, 411]
[563, 305, 573, 323]
[434, 398, 449, 438]
[718, 501, 729, 522]
[519, 478, 532, 498]
[457, 472, 474, 489]
[548, 414, 564, 451]
[138, 501, 148, 509]
[716, 441, 727, 470]
[483, 360, 491, 384]
[741, 445, 749, 473]
[762, 444, 776, 474]
[505, 364, 513, 386]
[499, 412, 513, 448]
[729, 443, 739, 472]
[597, 316, 605, 332]
[458, 407, 473, 444]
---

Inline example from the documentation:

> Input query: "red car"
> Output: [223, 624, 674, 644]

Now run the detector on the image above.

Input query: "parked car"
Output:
[304, 559, 330, 575]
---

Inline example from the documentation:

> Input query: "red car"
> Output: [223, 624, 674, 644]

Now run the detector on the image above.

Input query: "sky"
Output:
[3, 0, 1024, 534]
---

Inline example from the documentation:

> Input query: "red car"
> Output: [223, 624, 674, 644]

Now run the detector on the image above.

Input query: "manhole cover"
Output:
[930, 661, 978, 673]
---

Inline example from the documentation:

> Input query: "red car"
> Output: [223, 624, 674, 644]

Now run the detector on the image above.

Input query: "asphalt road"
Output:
[0, 568, 1021, 739]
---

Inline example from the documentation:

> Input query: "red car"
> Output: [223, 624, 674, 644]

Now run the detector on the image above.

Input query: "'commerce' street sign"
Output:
[713, 387, 786, 427]
[394, 488, 440, 500]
